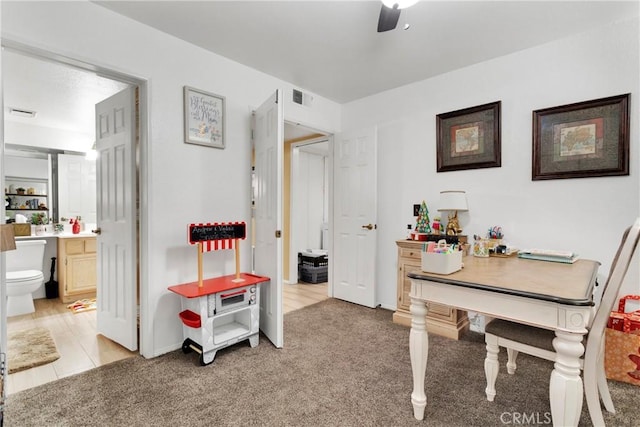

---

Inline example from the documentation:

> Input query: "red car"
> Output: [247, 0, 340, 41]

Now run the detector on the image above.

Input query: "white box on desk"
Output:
[421, 250, 463, 275]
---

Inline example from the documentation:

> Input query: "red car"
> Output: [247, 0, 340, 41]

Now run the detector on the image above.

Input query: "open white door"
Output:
[95, 87, 137, 351]
[253, 90, 284, 348]
[332, 127, 377, 308]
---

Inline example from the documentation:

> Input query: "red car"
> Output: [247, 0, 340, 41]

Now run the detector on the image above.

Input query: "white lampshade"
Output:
[382, 0, 419, 9]
[437, 190, 468, 212]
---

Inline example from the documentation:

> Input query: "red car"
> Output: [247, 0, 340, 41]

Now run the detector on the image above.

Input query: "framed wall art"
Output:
[532, 94, 629, 180]
[184, 86, 226, 149]
[436, 101, 501, 172]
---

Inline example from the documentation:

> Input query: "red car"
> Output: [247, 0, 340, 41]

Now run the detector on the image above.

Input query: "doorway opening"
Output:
[282, 121, 332, 313]
[1, 42, 147, 394]
[289, 138, 330, 284]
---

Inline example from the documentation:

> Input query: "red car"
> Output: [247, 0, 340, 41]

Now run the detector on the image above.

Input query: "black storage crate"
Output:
[299, 265, 328, 284]
[298, 253, 328, 267]
[298, 252, 328, 284]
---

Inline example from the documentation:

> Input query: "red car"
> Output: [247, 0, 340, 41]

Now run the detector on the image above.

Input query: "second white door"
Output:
[332, 127, 377, 308]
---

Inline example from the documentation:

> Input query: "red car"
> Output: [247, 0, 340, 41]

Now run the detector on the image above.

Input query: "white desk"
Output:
[408, 256, 599, 427]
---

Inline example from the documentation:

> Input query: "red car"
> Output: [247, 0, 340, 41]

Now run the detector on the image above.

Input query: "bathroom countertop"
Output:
[15, 232, 97, 240]
[56, 232, 98, 239]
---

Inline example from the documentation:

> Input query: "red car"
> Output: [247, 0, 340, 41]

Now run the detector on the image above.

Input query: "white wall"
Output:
[343, 17, 640, 310]
[5, 121, 91, 153]
[4, 155, 48, 180]
[2, 1, 342, 357]
[299, 150, 326, 250]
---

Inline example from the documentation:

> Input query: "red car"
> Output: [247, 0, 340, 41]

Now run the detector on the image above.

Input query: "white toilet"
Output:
[6, 239, 46, 317]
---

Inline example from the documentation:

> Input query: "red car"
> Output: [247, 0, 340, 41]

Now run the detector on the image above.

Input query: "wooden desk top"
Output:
[168, 273, 269, 298]
[408, 256, 599, 306]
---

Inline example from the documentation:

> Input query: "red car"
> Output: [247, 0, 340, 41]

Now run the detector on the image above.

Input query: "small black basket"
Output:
[299, 265, 328, 284]
[298, 253, 328, 267]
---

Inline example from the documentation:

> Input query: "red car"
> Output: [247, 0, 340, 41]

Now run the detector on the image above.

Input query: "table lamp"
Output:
[437, 190, 468, 235]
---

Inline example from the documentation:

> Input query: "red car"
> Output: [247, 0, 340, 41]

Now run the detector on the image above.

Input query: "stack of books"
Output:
[517, 249, 580, 264]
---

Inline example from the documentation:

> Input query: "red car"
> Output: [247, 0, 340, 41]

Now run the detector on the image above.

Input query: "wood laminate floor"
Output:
[6, 281, 329, 395]
[283, 281, 329, 314]
[5, 298, 135, 395]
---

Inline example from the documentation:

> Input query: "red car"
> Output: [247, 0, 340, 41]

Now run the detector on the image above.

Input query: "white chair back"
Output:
[589, 218, 640, 344]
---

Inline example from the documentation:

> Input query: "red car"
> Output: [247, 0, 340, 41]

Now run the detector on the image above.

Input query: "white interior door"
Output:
[253, 90, 284, 348]
[58, 154, 97, 224]
[95, 86, 137, 351]
[332, 127, 377, 308]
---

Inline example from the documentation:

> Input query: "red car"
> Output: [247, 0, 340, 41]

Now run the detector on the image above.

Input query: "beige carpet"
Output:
[7, 327, 60, 374]
[4, 299, 639, 426]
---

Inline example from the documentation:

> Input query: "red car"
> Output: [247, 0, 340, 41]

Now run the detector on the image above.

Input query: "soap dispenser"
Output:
[72, 218, 80, 234]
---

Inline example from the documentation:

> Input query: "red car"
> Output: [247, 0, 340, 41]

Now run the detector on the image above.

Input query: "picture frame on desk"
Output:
[532, 93, 630, 180]
[184, 86, 225, 149]
[436, 101, 501, 172]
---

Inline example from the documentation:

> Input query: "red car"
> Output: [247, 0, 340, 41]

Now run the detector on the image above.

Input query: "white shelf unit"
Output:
[211, 309, 252, 345]
[5, 176, 50, 221]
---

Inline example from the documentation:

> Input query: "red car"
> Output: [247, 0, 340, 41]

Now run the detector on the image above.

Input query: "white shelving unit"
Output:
[5, 176, 50, 222]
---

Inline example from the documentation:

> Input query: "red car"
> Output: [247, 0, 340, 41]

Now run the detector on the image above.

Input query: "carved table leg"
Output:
[484, 334, 500, 402]
[550, 330, 585, 427]
[410, 297, 429, 420]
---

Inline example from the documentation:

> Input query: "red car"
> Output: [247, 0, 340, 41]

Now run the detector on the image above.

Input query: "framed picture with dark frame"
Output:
[532, 94, 630, 180]
[184, 86, 225, 149]
[436, 101, 501, 172]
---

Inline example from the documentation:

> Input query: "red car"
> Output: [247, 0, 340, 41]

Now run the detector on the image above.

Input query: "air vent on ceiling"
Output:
[292, 89, 313, 107]
[8, 107, 37, 118]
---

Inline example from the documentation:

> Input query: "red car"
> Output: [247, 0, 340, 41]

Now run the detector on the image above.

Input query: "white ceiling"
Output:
[3, 1, 637, 150]
[2, 49, 130, 151]
[94, 0, 637, 104]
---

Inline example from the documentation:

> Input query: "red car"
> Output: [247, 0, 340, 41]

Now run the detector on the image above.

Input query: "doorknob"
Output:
[361, 224, 375, 230]
[92, 227, 102, 235]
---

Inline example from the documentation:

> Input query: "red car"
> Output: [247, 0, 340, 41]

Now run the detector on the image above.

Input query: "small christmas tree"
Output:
[415, 200, 432, 234]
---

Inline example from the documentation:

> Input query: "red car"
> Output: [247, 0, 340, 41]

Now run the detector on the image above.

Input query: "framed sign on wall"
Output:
[184, 86, 226, 149]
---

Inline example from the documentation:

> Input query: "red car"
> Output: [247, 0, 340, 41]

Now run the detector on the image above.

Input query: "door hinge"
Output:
[275, 230, 282, 238]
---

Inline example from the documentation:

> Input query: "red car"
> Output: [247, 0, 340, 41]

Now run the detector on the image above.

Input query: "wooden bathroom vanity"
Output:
[57, 235, 97, 303]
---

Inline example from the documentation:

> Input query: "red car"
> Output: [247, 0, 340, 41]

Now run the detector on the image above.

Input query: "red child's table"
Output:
[169, 273, 270, 365]
[168, 273, 269, 298]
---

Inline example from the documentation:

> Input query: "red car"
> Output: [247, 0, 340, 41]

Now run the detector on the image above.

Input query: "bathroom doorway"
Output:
[2, 44, 145, 393]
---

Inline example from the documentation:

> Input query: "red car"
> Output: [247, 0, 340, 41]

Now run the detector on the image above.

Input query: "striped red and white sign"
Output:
[188, 221, 246, 252]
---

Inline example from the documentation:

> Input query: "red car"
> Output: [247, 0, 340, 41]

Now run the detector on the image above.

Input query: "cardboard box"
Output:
[0, 224, 16, 251]
[421, 250, 462, 275]
[13, 223, 31, 236]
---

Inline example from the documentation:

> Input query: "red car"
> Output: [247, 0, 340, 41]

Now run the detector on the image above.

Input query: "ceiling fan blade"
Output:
[377, 4, 401, 33]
